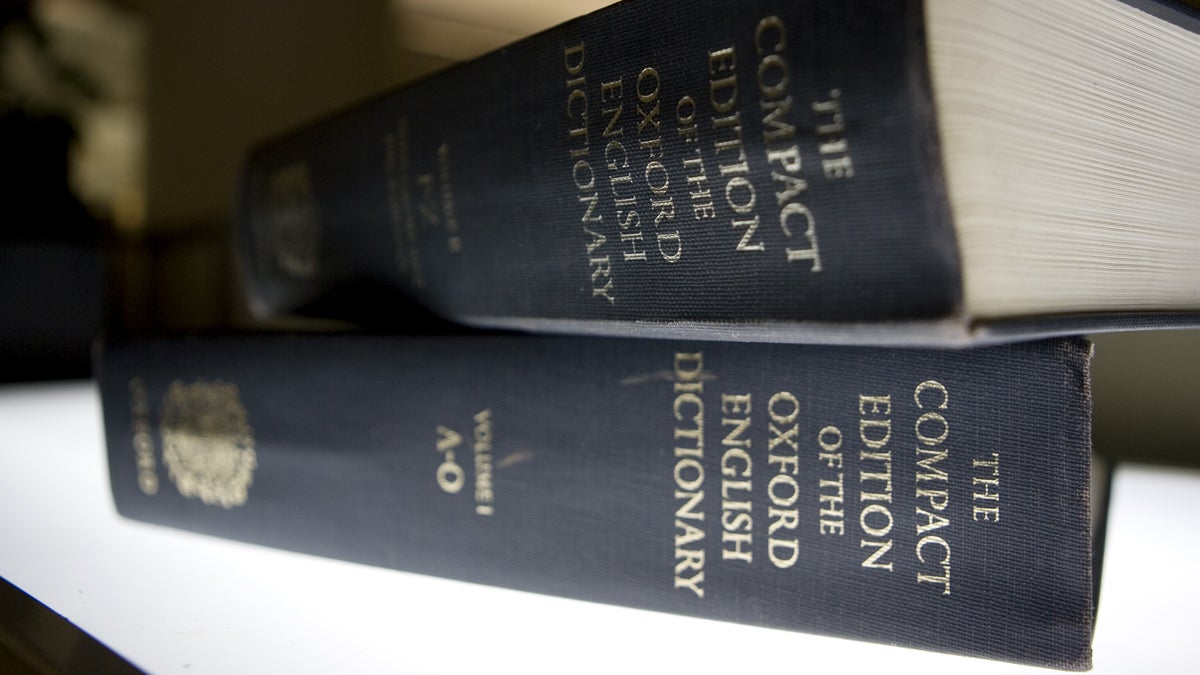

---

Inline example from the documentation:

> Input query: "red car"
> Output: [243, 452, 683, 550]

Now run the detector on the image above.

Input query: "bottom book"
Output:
[98, 334, 1099, 669]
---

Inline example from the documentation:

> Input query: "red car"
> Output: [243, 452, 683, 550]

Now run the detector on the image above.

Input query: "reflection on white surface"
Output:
[0, 381, 1194, 673]
[1092, 462, 1200, 672]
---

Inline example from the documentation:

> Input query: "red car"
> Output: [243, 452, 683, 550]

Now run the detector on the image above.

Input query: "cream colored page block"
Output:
[394, 0, 617, 35]
[395, 13, 526, 60]
[926, 0, 1200, 316]
[393, 0, 618, 60]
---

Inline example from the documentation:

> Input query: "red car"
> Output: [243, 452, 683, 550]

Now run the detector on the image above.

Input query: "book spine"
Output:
[100, 335, 1093, 669]
[237, 0, 961, 331]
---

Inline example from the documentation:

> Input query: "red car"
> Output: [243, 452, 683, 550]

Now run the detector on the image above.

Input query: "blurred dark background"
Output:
[1, 0, 460, 381]
[0, 0, 1196, 466]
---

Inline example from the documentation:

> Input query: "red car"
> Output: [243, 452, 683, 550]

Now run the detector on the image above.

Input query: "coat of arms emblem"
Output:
[160, 380, 257, 508]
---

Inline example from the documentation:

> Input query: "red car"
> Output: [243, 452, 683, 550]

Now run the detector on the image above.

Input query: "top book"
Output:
[237, 0, 1200, 345]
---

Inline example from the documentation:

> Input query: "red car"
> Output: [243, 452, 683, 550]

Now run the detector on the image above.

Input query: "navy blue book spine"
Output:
[238, 0, 961, 329]
[100, 335, 1094, 669]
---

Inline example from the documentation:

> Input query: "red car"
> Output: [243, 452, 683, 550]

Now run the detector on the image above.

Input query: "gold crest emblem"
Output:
[160, 380, 257, 508]
[263, 162, 320, 281]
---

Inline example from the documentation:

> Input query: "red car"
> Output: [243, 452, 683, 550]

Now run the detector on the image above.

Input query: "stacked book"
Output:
[97, 0, 1200, 669]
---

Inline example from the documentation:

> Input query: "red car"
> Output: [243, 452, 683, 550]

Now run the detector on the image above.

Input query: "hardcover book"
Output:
[99, 334, 1099, 669]
[237, 0, 1200, 344]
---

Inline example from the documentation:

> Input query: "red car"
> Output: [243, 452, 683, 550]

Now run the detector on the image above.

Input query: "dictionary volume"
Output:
[99, 334, 1098, 669]
[237, 0, 1200, 344]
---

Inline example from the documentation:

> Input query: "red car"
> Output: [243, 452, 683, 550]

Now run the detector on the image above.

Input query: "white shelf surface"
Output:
[0, 380, 1194, 674]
